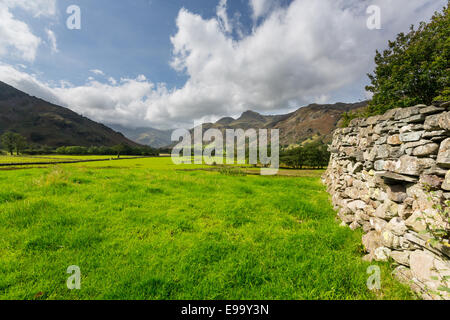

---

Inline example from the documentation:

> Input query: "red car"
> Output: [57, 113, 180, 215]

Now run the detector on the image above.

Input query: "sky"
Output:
[0, 0, 447, 129]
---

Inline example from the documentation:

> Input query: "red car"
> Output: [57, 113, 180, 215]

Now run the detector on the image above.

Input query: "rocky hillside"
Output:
[0, 81, 140, 148]
[184, 101, 367, 147]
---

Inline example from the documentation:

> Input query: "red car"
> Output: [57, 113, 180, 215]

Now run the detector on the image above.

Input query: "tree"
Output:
[366, 3, 449, 115]
[1, 132, 16, 155]
[14, 134, 27, 155]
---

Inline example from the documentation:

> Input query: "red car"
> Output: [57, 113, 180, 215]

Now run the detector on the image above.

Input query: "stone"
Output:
[374, 247, 391, 261]
[374, 199, 399, 220]
[377, 171, 418, 184]
[394, 155, 421, 176]
[349, 221, 361, 230]
[399, 131, 424, 142]
[410, 251, 434, 283]
[419, 174, 443, 189]
[408, 250, 450, 297]
[381, 230, 402, 249]
[387, 185, 407, 203]
[390, 251, 410, 266]
[437, 138, 450, 168]
[422, 130, 447, 138]
[420, 106, 445, 115]
[412, 143, 439, 157]
[404, 114, 425, 123]
[370, 217, 388, 233]
[438, 111, 450, 130]
[395, 106, 420, 120]
[387, 135, 402, 145]
[443, 171, 450, 191]
[405, 211, 427, 233]
[374, 160, 385, 171]
[366, 115, 381, 125]
[376, 145, 390, 159]
[424, 114, 442, 131]
[362, 231, 383, 253]
[387, 217, 408, 236]
[347, 200, 367, 212]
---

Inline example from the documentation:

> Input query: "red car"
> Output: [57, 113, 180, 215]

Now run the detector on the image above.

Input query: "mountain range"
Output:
[0, 80, 367, 148]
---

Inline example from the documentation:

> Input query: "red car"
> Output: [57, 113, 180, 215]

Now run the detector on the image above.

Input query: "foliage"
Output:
[419, 186, 450, 247]
[280, 141, 330, 169]
[366, 3, 449, 115]
[0, 132, 28, 155]
[55, 145, 158, 156]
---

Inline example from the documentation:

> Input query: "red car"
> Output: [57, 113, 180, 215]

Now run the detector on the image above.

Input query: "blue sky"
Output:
[0, 0, 446, 129]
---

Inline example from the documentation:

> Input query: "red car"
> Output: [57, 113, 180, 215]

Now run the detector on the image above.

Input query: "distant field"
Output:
[0, 155, 139, 165]
[0, 157, 414, 299]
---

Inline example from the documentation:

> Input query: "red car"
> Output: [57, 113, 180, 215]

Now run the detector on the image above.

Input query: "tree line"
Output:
[280, 141, 330, 169]
[0, 132, 158, 157]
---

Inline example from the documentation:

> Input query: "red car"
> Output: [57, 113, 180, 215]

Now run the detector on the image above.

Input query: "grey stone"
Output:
[394, 155, 421, 176]
[404, 114, 426, 123]
[387, 217, 408, 236]
[437, 138, 450, 168]
[377, 171, 418, 183]
[387, 185, 407, 203]
[420, 106, 445, 115]
[412, 143, 439, 157]
[395, 106, 420, 120]
[438, 111, 449, 130]
[400, 131, 424, 142]
[419, 174, 443, 189]
[424, 114, 442, 131]
[442, 171, 450, 191]
[374, 247, 391, 261]
[362, 231, 383, 253]
[374, 160, 385, 171]
[390, 251, 410, 266]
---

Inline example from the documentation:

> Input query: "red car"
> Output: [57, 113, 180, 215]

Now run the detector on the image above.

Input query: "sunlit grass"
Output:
[0, 157, 414, 300]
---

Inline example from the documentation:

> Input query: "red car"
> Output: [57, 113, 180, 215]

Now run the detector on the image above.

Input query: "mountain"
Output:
[0, 81, 140, 148]
[107, 124, 173, 148]
[183, 101, 367, 147]
[273, 101, 368, 146]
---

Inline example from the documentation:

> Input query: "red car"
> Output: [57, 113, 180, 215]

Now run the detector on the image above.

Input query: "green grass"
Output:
[0, 157, 414, 300]
[0, 155, 139, 164]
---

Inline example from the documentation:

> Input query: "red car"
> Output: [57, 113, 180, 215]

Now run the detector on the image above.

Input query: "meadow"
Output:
[0, 156, 415, 300]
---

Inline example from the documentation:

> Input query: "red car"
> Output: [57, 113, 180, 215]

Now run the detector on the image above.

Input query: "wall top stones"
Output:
[323, 101, 449, 300]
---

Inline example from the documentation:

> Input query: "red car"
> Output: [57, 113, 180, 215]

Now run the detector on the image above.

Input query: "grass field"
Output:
[0, 157, 415, 300]
[0, 155, 139, 164]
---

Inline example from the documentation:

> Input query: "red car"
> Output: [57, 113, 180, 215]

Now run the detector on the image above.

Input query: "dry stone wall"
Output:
[323, 102, 450, 300]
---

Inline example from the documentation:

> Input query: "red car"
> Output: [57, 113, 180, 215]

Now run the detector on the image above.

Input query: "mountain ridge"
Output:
[0, 81, 141, 148]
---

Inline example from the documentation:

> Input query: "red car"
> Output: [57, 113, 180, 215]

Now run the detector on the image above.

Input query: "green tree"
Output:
[14, 134, 28, 155]
[366, 3, 449, 115]
[1, 132, 16, 155]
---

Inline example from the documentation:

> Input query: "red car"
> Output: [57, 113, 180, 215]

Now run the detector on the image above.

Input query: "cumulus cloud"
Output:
[0, 4, 41, 62]
[249, 0, 274, 21]
[0, 0, 446, 129]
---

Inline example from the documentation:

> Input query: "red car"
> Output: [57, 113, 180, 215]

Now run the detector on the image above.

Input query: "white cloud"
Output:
[45, 28, 58, 54]
[0, 0, 446, 129]
[216, 0, 232, 33]
[249, 0, 274, 21]
[90, 69, 105, 76]
[0, 4, 41, 62]
[3, 0, 57, 17]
